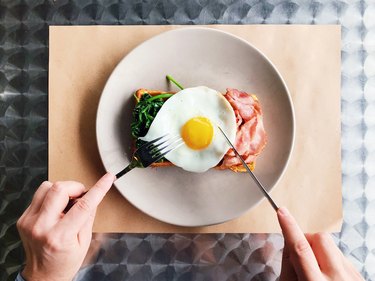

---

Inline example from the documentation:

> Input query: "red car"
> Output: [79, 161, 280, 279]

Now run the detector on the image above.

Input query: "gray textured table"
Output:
[0, 1, 374, 280]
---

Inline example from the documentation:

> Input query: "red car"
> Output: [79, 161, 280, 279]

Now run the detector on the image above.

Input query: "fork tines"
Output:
[151, 134, 183, 161]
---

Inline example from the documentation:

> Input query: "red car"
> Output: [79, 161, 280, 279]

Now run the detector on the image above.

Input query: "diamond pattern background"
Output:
[0, 0, 374, 280]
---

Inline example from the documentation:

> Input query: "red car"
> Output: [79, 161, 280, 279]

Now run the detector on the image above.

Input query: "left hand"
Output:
[16, 173, 115, 281]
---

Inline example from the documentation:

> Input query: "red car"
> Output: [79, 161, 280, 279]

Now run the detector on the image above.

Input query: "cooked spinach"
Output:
[131, 93, 173, 143]
[131, 75, 183, 153]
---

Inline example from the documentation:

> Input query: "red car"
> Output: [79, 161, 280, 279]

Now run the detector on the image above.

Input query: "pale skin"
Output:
[16, 173, 116, 281]
[277, 207, 364, 281]
[17, 176, 364, 281]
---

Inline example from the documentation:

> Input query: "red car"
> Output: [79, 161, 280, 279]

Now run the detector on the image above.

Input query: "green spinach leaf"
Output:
[131, 93, 173, 146]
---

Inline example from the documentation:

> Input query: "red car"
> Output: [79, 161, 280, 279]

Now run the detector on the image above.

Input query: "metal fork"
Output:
[115, 134, 183, 178]
[63, 134, 183, 213]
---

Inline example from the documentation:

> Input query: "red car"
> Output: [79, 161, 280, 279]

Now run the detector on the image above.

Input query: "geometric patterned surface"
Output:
[0, 0, 374, 280]
[76, 234, 284, 281]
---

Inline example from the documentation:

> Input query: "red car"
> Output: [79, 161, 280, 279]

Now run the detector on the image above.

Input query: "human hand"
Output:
[277, 207, 364, 281]
[16, 173, 115, 281]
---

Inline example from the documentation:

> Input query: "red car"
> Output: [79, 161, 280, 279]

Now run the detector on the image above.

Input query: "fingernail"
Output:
[104, 172, 115, 182]
[278, 207, 289, 217]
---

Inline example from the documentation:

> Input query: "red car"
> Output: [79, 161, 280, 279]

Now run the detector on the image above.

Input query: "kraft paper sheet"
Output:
[49, 25, 342, 233]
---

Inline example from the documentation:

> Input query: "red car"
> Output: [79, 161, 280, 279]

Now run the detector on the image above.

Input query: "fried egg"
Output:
[140, 86, 237, 172]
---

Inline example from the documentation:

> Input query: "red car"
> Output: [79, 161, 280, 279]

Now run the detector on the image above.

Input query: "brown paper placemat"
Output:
[49, 25, 342, 233]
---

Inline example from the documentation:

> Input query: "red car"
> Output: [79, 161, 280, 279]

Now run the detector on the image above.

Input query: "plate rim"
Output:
[96, 26, 296, 227]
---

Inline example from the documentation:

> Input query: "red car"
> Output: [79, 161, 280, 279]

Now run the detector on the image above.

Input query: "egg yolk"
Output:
[181, 117, 214, 150]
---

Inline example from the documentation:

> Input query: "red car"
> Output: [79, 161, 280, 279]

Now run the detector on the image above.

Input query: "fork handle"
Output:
[63, 191, 87, 214]
[63, 163, 135, 214]
[64, 162, 137, 214]
[115, 161, 138, 179]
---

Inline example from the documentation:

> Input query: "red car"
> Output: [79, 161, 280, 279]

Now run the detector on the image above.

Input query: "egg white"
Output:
[140, 86, 237, 173]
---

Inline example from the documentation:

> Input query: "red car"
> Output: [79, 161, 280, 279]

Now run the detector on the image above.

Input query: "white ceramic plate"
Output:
[96, 27, 294, 227]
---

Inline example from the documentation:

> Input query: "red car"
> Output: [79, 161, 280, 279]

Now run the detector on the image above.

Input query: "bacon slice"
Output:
[220, 88, 267, 169]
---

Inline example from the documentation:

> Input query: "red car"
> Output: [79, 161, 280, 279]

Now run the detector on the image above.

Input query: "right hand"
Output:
[277, 207, 364, 281]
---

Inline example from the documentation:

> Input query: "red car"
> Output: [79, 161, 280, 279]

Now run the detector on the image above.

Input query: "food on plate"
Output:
[130, 79, 267, 173]
[139, 86, 237, 173]
[219, 88, 267, 171]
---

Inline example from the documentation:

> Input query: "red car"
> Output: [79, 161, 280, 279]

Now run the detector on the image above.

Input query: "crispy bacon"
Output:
[220, 88, 267, 169]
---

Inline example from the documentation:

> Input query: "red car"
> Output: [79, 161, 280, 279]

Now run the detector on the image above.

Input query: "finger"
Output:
[38, 181, 86, 225]
[27, 181, 53, 214]
[306, 234, 365, 280]
[277, 207, 323, 280]
[78, 209, 96, 248]
[279, 244, 298, 281]
[306, 233, 344, 274]
[58, 173, 115, 234]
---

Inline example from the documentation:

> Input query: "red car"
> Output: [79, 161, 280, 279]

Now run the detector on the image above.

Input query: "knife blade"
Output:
[218, 126, 279, 211]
